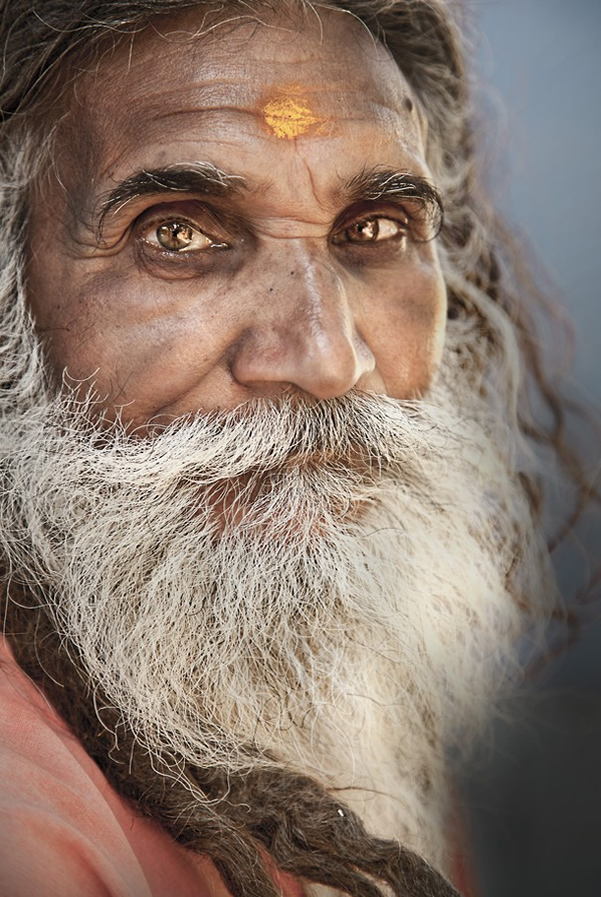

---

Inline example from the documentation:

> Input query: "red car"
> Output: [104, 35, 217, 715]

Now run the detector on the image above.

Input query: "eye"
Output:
[136, 205, 232, 254]
[142, 219, 216, 253]
[332, 215, 408, 246]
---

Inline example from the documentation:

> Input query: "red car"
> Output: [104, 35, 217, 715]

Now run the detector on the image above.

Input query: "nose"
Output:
[230, 244, 376, 400]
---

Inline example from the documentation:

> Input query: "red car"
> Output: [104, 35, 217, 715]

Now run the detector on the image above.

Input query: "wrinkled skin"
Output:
[27, 6, 447, 428]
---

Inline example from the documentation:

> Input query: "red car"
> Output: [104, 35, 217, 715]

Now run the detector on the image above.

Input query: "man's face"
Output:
[26, 7, 446, 427]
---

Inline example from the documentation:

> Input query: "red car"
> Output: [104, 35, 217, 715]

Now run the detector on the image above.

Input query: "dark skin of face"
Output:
[27, 8, 447, 430]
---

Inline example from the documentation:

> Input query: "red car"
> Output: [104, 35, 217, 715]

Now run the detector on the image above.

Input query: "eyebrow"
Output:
[345, 167, 444, 233]
[97, 162, 246, 234]
[95, 163, 443, 237]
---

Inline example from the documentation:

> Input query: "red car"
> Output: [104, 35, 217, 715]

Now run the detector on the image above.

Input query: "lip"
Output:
[276, 446, 376, 473]
[198, 459, 373, 535]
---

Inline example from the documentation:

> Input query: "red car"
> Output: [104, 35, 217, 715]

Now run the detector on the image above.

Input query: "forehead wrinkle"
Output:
[64, 11, 421, 176]
[105, 74, 403, 130]
[120, 103, 423, 162]
[87, 91, 424, 191]
[91, 18, 408, 123]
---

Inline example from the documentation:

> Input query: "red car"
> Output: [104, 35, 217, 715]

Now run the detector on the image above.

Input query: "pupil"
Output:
[157, 222, 193, 250]
[355, 219, 378, 241]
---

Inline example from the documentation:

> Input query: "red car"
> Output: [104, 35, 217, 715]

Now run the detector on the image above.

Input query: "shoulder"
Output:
[0, 636, 231, 897]
[0, 636, 152, 897]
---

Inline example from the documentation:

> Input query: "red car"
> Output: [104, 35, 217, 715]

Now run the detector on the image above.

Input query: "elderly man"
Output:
[0, 1, 566, 895]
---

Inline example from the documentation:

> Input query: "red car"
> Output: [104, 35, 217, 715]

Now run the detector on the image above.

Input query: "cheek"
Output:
[28, 264, 231, 409]
[363, 260, 447, 398]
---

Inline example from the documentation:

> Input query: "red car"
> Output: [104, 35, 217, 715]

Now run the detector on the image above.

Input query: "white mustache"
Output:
[22, 389, 465, 490]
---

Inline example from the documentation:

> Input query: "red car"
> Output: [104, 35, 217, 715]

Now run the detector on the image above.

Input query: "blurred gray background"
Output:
[462, 2, 601, 895]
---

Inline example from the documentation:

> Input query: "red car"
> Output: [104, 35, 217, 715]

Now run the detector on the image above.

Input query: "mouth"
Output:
[199, 452, 376, 535]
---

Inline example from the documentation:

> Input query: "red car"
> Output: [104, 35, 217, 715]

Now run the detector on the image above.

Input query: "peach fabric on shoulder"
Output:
[0, 636, 304, 897]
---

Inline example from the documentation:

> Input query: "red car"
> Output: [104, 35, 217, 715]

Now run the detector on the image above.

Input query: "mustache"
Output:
[25, 389, 463, 489]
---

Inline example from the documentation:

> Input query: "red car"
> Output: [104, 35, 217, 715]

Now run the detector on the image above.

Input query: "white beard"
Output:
[0, 371, 547, 868]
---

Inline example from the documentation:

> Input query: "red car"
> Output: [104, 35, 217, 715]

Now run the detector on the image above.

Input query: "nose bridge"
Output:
[291, 241, 349, 343]
[231, 239, 374, 399]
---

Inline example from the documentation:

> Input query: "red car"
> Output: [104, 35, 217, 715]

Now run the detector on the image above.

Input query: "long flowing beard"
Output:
[0, 378, 546, 865]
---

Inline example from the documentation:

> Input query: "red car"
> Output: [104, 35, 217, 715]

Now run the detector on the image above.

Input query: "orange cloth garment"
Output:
[0, 635, 304, 897]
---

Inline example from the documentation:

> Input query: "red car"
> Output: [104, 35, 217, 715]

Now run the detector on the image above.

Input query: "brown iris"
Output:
[349, 219, 380, 242]
[156, 221, 196, 251]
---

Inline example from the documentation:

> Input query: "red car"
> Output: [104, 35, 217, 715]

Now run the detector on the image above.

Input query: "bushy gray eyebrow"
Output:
[94, 162, 443, 240]
[96, 162, 246, 235]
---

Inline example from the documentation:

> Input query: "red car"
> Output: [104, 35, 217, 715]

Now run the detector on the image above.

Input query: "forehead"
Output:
[57, 5, 426, 212]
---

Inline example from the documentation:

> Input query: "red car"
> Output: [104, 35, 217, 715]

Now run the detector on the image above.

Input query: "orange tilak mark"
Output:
[263, 96, 322, 139]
